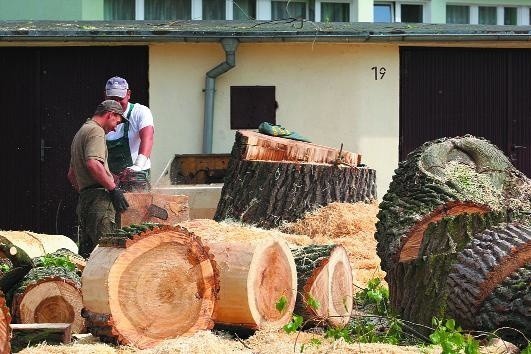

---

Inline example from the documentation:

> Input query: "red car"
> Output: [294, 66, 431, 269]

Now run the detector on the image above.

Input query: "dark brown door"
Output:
[400, 47, 530, 177]
[0, 46, 148, 238]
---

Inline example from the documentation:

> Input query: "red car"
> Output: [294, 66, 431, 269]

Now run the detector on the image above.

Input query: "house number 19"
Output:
[371, 66, 386, 80]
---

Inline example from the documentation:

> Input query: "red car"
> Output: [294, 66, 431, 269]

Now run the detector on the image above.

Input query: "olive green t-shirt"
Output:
[70, 119, 113, 191]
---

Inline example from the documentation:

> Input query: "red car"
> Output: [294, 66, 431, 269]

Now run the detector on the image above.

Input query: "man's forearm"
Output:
[86, 159, 116, 190]
[67, 166, 79, 192]
[138, 126, 154, 157]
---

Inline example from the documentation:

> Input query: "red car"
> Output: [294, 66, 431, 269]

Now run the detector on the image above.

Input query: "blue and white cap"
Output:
[105, 76, 129, 98]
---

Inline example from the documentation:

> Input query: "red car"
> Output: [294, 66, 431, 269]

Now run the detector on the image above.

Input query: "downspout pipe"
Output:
[203, 37, 239, 153]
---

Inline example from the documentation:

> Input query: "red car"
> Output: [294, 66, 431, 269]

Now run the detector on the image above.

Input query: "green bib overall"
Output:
[107, 103, 135, 175]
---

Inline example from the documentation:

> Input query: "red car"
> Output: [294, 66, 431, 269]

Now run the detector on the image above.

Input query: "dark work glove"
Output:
[109, 188, 129, 213]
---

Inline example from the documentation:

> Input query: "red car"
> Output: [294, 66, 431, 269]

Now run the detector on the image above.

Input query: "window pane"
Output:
[374, 4, 392, 23]
[233, 0, 256, 20]
[401, 4, 422, 23]
[504, 7, 516, 25]
[271, 1, 307, 19]
[478, 6, 496, 25]
[321, 3, 349, 22]
[145, 0, 191, 20]
[203, 0, 225, 19]
[104, 0, 135, 20]
[446, 5, 469, 24]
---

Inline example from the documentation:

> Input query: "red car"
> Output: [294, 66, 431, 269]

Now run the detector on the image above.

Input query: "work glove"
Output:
[126, 154, 148, 172]
[109, 188, 129, 213]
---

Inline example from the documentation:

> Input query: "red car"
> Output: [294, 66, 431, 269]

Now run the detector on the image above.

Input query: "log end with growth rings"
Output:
[247, 238, 297, 329]
[82, 225, 219, 349]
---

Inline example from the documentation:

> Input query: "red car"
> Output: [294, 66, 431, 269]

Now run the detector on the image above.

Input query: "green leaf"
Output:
[275, 295, 287, 313]
[306, 294, 320, 310]
[445, 319, 455, 331]
[283, 315, 303, 334]
[521, 344, 531, 354]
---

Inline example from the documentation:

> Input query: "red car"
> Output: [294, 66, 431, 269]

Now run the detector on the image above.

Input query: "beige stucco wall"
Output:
[150, 42, 399, 198]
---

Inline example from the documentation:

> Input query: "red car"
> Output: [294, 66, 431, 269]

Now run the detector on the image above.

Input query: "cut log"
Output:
[0, 231, 78, 259]
[121, 192, 190, 228]
[206, 238, 297, 329]
[33, 248, 86, 273]
[232, 130, 361, 166]
[376, 135, 531, 272]
[0, 234, 34, 294]
[292, 245, 353, 328]
[0, 291, 10, 354]
[179, 219, 298, 329]
[215, 134, 376, 229]
[81, 224, 219, 349]
[10, 266, 84, 334]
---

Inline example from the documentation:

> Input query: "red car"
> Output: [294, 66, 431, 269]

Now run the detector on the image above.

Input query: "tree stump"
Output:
[10, 266, 84, 333]
[215, 131, 376, 229]
[0, 291, 10, 354]
[81, 224, 219, 349]
[376, 135, 531, 343]
[292, 245, 353, 328]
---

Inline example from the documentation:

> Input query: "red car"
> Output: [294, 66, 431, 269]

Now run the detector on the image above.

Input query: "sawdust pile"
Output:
[280, 202, 385, 287]
[18, 330, 432, 354]
[181, 201, 384, 288]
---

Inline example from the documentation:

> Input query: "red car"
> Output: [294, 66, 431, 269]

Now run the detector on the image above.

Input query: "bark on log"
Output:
[0, 291, 10, 354]
[291, 245, 353, 328]
[10, 266, 84, 334]
[0, 234, 34, 294]
[81, 225, 219, 349]
[376, 135, 531, 272]
[0, 231, 78, 259]
[33, 248, 86, 273]
[203, 238, 297, 329]
[446, 223, 530, 344]
[121, 193, 190, 228]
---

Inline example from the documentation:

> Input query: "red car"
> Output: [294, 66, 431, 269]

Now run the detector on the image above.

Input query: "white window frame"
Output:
[270, 0, 310, 20]
[395, 1, 428, 23]
[315, 0, 354, 23]
[447, 3, 530, 26]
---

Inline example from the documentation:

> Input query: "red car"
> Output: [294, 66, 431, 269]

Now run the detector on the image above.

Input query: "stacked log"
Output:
[10, 266, 84, 333]
[121, 193, 190, 228]
[215, 131, 376, 229]
[180, 219, 298, 329]
[375, 135, 531, 343]
[292, 245, 353, 328]
[81, 224, 219, 349]
[0, 291, 10, 354]
[0, 231, 78, 259]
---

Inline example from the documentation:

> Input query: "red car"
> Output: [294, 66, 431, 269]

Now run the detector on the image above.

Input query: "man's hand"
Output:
[109, 188, 129, 213]
[126, 154, 148, 172]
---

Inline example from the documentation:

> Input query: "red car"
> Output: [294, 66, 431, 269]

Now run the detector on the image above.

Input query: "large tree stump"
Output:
[0, 291, 10, 354]
[11, 266, 84, 333]
[376, 135, 531, 343]
[215, 131, 376, 229]
[292, 245, 353, 328]
[81, 224, 219, 349]
[121, 193, 190, 228]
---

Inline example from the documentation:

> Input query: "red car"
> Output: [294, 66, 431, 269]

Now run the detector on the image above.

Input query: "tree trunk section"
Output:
[205, 238, 297, 329]
[10, 266, 84, 333]
[0, 234, 34, 294]
[0, 291, 10, 354]
[376, 135, 531, 272]
[215, 131, 375, 229]
[292, 245, 353, 328]
[446, 223, 530, 345]
[0, 231, 78, 259]
[121, 193, 189, 228]
[81, 224, 219, 349]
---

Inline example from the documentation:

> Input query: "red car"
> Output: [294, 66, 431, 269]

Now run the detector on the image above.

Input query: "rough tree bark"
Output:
[10, 266, 84, 333]
[0, 291, 10, 354]
[291, 245, 353, 328]
[81, 224, 219, 349]
[376, 135, 530, 272]
[215, 131, 376, 229]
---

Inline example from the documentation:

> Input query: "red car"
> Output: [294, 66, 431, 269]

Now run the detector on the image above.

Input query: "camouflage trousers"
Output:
[77, 188, 116, 258]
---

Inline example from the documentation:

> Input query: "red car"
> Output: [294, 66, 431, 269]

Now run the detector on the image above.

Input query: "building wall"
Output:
[430, 0, 531, 24]
[150, 42, 399, 197]
[0, 0, 102, 20]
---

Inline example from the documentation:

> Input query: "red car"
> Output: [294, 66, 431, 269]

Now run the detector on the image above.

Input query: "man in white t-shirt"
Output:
[104, 76, 154, 191]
